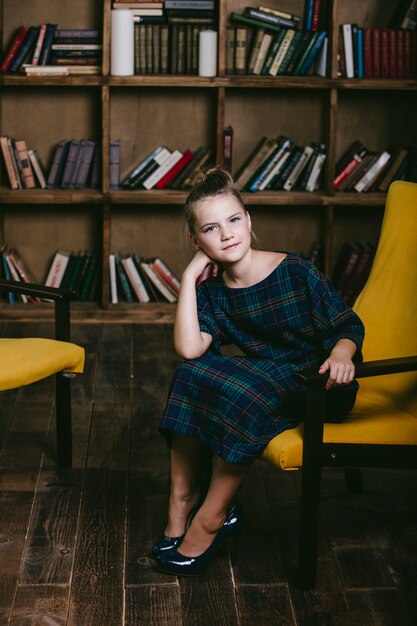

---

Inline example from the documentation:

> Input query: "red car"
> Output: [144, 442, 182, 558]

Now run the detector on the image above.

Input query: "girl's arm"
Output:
[318, 338, 357, 390]
[174, 251, 216, 359]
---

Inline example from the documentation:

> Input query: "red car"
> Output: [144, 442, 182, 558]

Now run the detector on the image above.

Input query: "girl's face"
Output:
[192, 194, 252, 263]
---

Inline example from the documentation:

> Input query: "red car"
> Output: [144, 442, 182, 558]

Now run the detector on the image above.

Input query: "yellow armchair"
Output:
[263, 180, 417, 589]
[0, 279, 84, 468]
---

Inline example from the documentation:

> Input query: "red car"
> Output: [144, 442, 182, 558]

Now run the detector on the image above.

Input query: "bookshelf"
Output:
[0, 0, 416, 322]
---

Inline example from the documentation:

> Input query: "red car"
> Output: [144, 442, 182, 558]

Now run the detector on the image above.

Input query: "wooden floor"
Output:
[0, 322, 416, 626]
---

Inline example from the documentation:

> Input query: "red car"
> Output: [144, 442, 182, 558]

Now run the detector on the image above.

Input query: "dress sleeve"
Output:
[196, 282, 223, 352]
[304, 261, 365, 360]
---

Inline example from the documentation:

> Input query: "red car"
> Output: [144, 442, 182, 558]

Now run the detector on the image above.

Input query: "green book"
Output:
[294, 31, 319, 75]
[277, 30, 303, 75]
[230, 12, 293, 36]
[261, 29, 285, 75]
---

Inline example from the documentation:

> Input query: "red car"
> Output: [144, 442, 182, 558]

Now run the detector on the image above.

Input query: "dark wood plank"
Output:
[67, 401, 131, 626]
[19, 403, 92, 584]
[10, 584, 68, 626]
[178, 558, 240, 625]
[126, 585, 182, 626]
[261, 463, 352, 626]
[345, 589, 411, 626]
[234, 460, 286, 584]
[236, 585, 296, 626]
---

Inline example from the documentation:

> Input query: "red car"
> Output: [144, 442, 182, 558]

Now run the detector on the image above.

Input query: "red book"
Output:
[0, 26, 28, 72]
[312, 0, 322, 32]
[389, 29, 397, 78]
[380, 28, 389, 78]
[411, 31, 417, 79]
[155, 149, 194, 189]
[404, 29, 411, 78]
[363, 27, 373, 78]
[334, 145, 367, 190]
[396, 29, 405, 79]
[371, 28, 380, 77]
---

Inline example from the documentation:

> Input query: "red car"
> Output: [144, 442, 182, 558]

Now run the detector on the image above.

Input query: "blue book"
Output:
[39, 24, 57, 65]
[304, 0, 314, 31]
[9, 26, 39, 72]
[356, 27, 364, 78]
[297, 31, 327, 76]
[1, 254, 16, 303]
[121, 146, 164, 188]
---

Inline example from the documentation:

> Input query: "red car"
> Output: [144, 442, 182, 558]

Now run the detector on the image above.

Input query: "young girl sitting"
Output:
[153, 167, 364, 576]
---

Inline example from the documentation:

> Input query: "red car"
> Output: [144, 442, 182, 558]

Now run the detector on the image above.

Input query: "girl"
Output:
[154, 167, 364, 576]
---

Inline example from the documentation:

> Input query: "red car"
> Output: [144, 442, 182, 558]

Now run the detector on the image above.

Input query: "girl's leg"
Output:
[178, 454, 247, 556]
[165, 434, 206, 537]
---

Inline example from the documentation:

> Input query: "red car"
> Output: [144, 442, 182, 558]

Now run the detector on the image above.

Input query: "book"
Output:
[155, 149, 194, 189]
[139, 259, 178, 302]
[0, 26, 29, 72]
[247, 28, 266, 74]
[9, 26, 39, 73]
[234, 26, 250, 75]
[122, 146, 168, 188]
[342, 24, 354, 78]
[305, 149, 326, 191]
[0, 136, 19, 189]
[31, 24, 47, 66]
[80, 253, 98, 301]
[7, 247, 41, 303]
[45, 250, 70, 287]
[223, 126, 233, 174]
[28, 148, 47, 188]
[61, 140, 82, 188]
[151, 257, 180, 295]
[109, 139, 121, 189]
[354, 151, 391, 192]
[377, 147, 409, 192]
[225, 25, 235, 74]
[47, 140, 70, 188]
[14, 139, 36, 189]
[253, 32, 274, 75]
[234, 137, 274, 190]
[268, 29, 295, 76]
[334, 142, 368, 189]
[244, 7, 300, 29]
[142, 149, 183, 189]
[170, 145, 207, 189]
[283, 144, 314, 191]
[249, 137, 292, 191]
[74, 140, 96, 188]
[109, 254, 118, 304]
[121, 255, 151, 303]
[297, 31, 327, 75]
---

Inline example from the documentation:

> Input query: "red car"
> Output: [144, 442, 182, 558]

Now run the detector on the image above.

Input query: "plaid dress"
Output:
[160, 253, 365, 465]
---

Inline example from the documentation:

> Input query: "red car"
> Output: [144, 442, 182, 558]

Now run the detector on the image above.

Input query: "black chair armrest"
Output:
[0, 279, 78, 342]
[293, 355, 417, 387]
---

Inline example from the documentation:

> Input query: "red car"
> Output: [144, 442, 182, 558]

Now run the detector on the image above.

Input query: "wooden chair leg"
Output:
[344, 467, 363, 494]
[55, 372, 73, 468]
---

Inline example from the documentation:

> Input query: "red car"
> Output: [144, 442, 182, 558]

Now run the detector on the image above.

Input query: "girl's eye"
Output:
[230, 217, 241, 223]
[204, 225, 216, 233]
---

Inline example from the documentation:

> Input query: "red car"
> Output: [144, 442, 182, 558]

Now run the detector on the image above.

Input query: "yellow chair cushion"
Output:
[262, 394, 417, 470]
[0, 338, 85, 391]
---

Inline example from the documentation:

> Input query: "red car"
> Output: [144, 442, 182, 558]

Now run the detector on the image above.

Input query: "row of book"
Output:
[234, 136, 326, 193]
[0, 136, 105, 190]
[338, 24, 417, 80]
[0, 26, 102, 77]
[45, 250, 99, 301]
[226, 7, 327, 76]
[334, 141, 417, 193]
[134, 23, 213, 75]
[332, 241, 376, 306]
[121, 145, 213, 190]
[0, 245, 42, 303]
[109, 253, 180, 304]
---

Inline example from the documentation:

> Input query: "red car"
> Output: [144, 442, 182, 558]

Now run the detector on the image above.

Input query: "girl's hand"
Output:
[318, 339, 357, 390]
[183, 250, 219, 284]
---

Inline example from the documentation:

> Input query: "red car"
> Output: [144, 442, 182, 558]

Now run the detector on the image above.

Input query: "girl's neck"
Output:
[222, 250, 287, 289]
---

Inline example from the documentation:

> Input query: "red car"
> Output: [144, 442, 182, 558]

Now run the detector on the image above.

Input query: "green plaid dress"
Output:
[160, 253, 365, 465]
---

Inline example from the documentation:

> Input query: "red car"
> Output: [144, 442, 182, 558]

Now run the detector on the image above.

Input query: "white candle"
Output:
[198, 30, 217, 77]
[111, 10, 134, 76]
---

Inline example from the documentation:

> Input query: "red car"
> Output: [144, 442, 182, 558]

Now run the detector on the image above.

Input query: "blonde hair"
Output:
[184, 167, 246, 235]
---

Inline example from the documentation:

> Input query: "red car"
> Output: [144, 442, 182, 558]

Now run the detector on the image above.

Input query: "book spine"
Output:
[14, 140, 36, 189]
[155, 149, 194, 188]
[342, 24, 354, 78]
[109, 140, 121, 189]
[31, 24, 47, 65]
[151, 257, 181, 293]
[244, 7, 299, 29]
[109, 254, 118, 304]
[122, 256, 151, 303]
[9, 27, 39, 72]
[354, 152, 391, 192]
[142, 150, 182, 189]
[269, 30, 295, 76]
[0, 137, 19, 189]
[0, 26, 29, 72]
[45, 251, 70, 287]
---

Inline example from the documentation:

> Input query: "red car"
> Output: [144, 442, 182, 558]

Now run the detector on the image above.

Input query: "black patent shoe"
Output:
[151, 500, 201, 558]
[155, 502, 244, 576]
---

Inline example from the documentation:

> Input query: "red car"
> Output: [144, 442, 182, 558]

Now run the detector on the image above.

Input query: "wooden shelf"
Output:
[0, 0, 415, 320]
